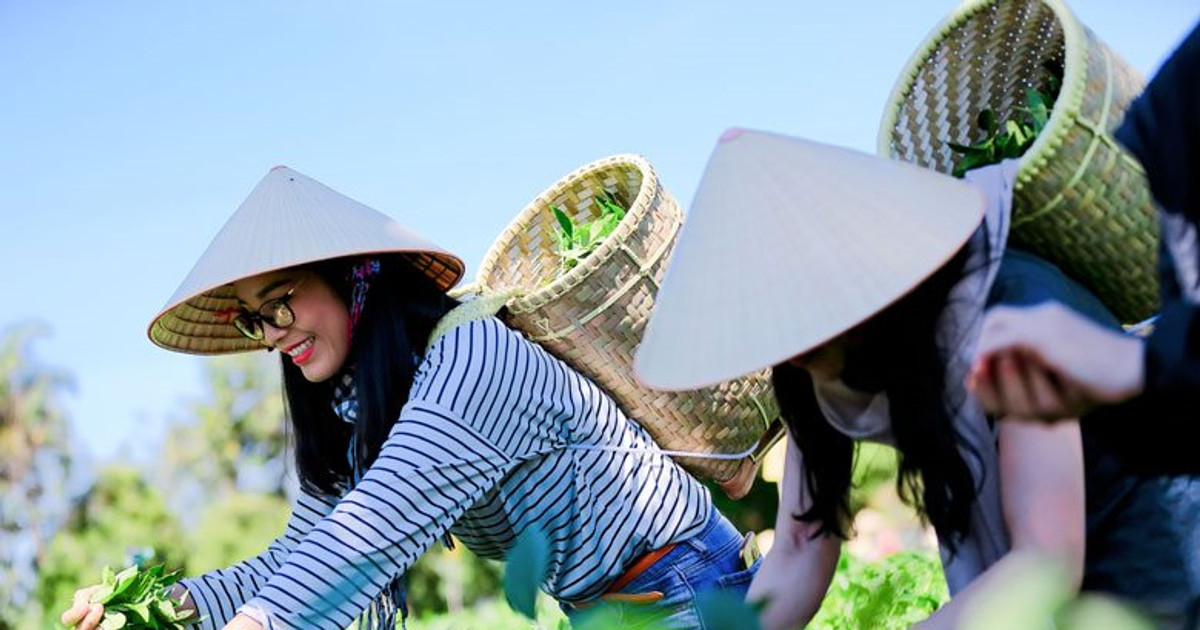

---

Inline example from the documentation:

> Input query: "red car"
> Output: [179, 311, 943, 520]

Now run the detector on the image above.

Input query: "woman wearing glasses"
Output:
[60, 166, 758, 630]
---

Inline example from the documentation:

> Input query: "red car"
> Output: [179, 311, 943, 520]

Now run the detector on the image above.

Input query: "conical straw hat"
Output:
[149, 166, 464, 355]
[634, 128, 985, 391]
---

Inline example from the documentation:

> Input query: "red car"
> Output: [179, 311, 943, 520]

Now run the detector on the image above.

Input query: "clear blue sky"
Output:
[2, 1, 1196, 462]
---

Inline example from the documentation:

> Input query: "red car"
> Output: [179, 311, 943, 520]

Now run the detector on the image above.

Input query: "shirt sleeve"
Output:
[240, 318, 561, 629]
[179, 490, 338, 630]
[1114, 22, 1200, 410]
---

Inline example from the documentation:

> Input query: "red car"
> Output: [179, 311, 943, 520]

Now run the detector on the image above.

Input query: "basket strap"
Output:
[425, 288, 523, 354]
[566, 442, 759, 461]
[567, 417, 785, 462]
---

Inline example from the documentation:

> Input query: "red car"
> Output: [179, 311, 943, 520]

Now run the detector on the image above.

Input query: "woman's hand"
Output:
[968, 302, 1145, 420]
[59, 585, 104, 630]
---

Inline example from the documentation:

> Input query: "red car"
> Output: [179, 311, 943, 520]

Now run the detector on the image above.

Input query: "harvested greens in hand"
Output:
[949, 61, 1063, 177]
[87, 564, 198, 629]
[551, 192, 627, 275]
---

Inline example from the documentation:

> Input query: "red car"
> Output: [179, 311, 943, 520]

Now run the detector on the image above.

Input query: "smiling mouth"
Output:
[285, 337, 316, 364]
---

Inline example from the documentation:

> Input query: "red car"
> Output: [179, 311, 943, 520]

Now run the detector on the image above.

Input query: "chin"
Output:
[299, 362, 337, 383]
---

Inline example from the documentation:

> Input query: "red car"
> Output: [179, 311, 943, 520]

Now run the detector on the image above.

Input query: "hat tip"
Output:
[718, 127, 746, 143]
[270, 165, 290, 172]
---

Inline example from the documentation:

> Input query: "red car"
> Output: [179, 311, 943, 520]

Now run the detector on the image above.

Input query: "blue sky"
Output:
[2, 1, 1197, 463]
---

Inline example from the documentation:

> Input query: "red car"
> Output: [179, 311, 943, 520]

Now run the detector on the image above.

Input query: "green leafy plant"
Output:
[85, 564, 198, 630]
[551, 192, 627, 275]
[949, 62, 1062, 178]
[808, 550, 948, 630]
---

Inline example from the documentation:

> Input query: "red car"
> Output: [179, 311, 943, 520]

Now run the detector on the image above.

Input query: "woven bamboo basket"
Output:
[879, 0, 1158, 323]
[473, 155, 780, 496]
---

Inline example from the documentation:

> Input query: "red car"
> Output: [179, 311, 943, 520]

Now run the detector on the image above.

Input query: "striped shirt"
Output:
[181, 317, 712, 629]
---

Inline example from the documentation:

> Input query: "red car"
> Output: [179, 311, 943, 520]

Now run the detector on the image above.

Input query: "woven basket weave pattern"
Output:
[475, 156, 778, 482]
[882, 0, 1158, 322]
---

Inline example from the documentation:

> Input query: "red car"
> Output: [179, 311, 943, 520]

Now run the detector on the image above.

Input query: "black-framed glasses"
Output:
[232, 278, 306, 342]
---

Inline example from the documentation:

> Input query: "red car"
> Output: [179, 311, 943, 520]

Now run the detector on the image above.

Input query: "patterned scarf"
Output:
[347, 258, 381, 343]
[331, 364, 455, 629]
[332, 370, 407, 629]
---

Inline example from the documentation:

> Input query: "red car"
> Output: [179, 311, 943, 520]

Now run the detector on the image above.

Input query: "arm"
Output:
[60, 490, 337, 630]
[236, 321, 542, 629]
[181, 490, 338, 629]
[914, 418, 1085, 630]
[747, 432, 841, 630]
[968, 301, 1144, 420]
[234, 401, 516, 629]
[1115, 21, 1200, 410]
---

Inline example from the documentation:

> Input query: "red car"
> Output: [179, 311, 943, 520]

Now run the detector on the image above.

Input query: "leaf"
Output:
[977, 109, 998, 134]
[108, 565, 140, 602]
[1005, 120, 1027, 147]
[551, 205, 573, 239]
[90, 584, 116, 605]
[948, 141, 982, 154]
[574, 221, 592, 250]
[1026, 89, 1050, 133]
[127, 600, 154, 624]
[502, 527, 550, 619]
[99, 611, 127, 630]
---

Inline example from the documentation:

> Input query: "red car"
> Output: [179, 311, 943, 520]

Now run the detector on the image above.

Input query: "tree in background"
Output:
[187, 492, 291, 574]
[158, 354, 291, 509]
[0, 324, 75, 629]
[34, 466, 187, 629]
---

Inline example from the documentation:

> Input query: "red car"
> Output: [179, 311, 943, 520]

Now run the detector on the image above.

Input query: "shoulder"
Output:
[411, 316, 552, 412]
[987, 249, 1120, 329]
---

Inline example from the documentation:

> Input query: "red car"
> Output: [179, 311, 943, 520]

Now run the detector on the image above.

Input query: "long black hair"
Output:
[280, 255, 459, 497]
[774, 248, 980, 549]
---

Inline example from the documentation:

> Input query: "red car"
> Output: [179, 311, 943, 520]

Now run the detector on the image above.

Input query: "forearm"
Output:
[913, 551, 1072, 630]
[747, 530, 839, 630]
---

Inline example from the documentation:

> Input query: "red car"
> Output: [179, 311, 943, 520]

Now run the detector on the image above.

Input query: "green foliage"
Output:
[34, 467, 187, 630]
[960, 554, 1157, 630]
[405, 543, 503, 618]
[186, 492, 290, 575]
[159, 354, 289, 505]
[808, 549, 948, 630]
[0, 323, 75, 628]
[949, 62, 1062, 178]
[407, 596, 565, 630]
[849, 443, 899, 514]
[85, 564, 198, 629]
[551, 193, 627, 275]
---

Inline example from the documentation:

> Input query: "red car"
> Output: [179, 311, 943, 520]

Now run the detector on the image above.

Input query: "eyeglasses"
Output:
[232, 278, 306, 342]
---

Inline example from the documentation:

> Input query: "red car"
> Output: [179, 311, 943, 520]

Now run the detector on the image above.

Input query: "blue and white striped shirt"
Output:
[182, 317, 712, 629]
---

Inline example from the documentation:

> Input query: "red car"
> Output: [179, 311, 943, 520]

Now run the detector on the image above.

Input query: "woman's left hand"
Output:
[220, 614, 264, 630]
[967, 302, 1145, 420]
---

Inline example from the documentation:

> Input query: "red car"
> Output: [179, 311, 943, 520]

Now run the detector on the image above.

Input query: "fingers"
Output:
[62, 586, 102, 629]
[968, 349, 1083, 422]
[82, 603, 104, 630]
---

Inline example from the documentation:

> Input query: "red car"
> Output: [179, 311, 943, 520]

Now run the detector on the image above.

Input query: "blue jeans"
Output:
[566, 506, 762, 629]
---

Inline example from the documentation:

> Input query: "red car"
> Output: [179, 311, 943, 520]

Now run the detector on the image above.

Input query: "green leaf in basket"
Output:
[1027, 89, 1050, 134]
[977, 109, 998, 135]
[552, 205, 574, 239]
[1005, 120, 1027, 147]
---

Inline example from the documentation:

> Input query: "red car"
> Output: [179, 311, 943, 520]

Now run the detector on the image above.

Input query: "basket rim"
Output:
[875, 0, 1089, 185]
[474, 153, 665, 314]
